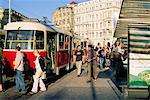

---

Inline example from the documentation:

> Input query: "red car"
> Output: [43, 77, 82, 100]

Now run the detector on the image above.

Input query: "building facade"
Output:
[74, 0, 122, 46]
[0, 8, 29, 29]
[52, 2, 77, 33]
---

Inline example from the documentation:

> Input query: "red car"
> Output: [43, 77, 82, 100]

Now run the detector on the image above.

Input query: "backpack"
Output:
[38, 56, 46, 71]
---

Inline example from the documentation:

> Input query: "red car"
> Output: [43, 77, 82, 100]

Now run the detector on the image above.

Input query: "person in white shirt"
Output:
[30, 50, 46, 94]
[14, 46, 26, 94]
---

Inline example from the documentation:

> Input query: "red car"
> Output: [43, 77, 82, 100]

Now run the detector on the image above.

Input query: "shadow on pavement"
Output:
[90, 80, 97, 100]
[0, 67, 76, 100]
[3, 80, 15, 91]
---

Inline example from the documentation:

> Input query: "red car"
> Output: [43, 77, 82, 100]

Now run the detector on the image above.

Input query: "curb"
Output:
[107, 79, 125, 100]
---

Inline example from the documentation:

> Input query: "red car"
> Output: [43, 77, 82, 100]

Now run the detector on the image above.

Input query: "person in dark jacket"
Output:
[74, 45, 84, 77]
[98, 47, 105, 69]
[0, 46, 3, 92]
[30, 50, 46, 94]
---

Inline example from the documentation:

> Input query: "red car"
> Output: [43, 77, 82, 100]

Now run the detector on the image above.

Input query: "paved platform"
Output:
[28, 68, 123, 100]
[0, 67, 124, 100]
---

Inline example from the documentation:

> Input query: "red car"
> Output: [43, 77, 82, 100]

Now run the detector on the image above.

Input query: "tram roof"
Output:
[50, 26, 73, 36]
[114, 0, 150, 38]
[4, 22, 55, 32]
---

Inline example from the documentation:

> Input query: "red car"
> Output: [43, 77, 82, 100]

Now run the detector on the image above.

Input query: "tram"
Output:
[3, 21, 80, 77]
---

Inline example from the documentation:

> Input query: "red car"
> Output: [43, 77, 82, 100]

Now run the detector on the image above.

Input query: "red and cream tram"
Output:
[3, 22, 80, 77]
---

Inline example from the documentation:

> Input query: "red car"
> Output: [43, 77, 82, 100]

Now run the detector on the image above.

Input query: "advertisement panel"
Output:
[128, 26, 150, 88]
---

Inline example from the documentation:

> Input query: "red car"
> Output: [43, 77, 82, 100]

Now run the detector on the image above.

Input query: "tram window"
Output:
[36, 31, 44, 49]
[6, 30, 34, 49]
[59, 34, 64, 49]
[65, 35, 69, 49]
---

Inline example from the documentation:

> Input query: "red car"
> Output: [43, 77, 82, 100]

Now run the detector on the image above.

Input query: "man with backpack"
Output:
[30, 50, 46, 94]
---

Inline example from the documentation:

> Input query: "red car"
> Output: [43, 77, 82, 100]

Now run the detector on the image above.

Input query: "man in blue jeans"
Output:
[14, 46, 26, 94]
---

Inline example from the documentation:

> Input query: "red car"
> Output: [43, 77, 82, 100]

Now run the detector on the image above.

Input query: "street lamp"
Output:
[9, 0, 11, 23]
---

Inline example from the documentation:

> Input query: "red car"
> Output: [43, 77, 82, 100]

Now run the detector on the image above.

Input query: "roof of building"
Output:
[114, 0, 150, 38]
[4, 9, 28, 19]
[70, 1, 78, 5]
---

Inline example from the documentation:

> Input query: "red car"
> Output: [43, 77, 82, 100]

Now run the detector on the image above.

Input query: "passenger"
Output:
[87, 45, 97, 82]
[74, 45, 84, 77]
[0, 46, 3, 92]
[98, 47, 105, 70]
[14, 46, 26, 94]
[105, 47, 111, 68]
[30, 50, 46, 94]
[113, 42, 124, 80]
[96, 43, 101, 49]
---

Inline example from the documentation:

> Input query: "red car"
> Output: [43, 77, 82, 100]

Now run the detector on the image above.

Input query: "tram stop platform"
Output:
[0, 65, 124, 100]
[28, 66, 124, 100]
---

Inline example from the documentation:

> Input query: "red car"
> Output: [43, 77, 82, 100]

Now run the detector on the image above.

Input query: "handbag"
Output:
[41, 71, 46, 80]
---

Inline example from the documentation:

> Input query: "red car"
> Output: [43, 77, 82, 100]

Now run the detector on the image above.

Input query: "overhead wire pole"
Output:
[9, 0, 11, 23]
[6, 0, 43, 21]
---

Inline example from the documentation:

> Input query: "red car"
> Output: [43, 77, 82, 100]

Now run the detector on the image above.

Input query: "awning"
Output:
[114, 0, 150, 38]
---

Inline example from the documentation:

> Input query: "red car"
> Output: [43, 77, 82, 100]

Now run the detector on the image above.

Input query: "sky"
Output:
[0, 0, 87, 20]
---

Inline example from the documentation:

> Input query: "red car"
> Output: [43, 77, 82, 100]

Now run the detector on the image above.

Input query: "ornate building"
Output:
[74, 0, 122, 46]
[0, 8, 29, 43]
[0, 8, 28, 29]
[52, 2, 77, 33]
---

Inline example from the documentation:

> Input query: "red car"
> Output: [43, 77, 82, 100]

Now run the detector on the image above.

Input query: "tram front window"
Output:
[5, 30, 34, 50]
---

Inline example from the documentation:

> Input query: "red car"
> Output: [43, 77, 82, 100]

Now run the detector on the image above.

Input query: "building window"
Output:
[96, 32, 98, 37]
[100, 32, 102, 37]
[92, 32, 94, 37]
[92, 23, 94, 29]
[96, 23, 98, 29]
[108, 21, 111, 27]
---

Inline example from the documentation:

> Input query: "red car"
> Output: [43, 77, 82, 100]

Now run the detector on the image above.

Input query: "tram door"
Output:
[69, 37, 73, 69]
[47, 32, 57, 75]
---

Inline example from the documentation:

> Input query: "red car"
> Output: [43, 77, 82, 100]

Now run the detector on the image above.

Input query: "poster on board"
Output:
[128, 26, 150, 88]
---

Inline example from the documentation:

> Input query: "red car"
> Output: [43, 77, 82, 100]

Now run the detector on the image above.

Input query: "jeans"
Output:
[15, 70, 26, 92]
[100, 57, 105, 69]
